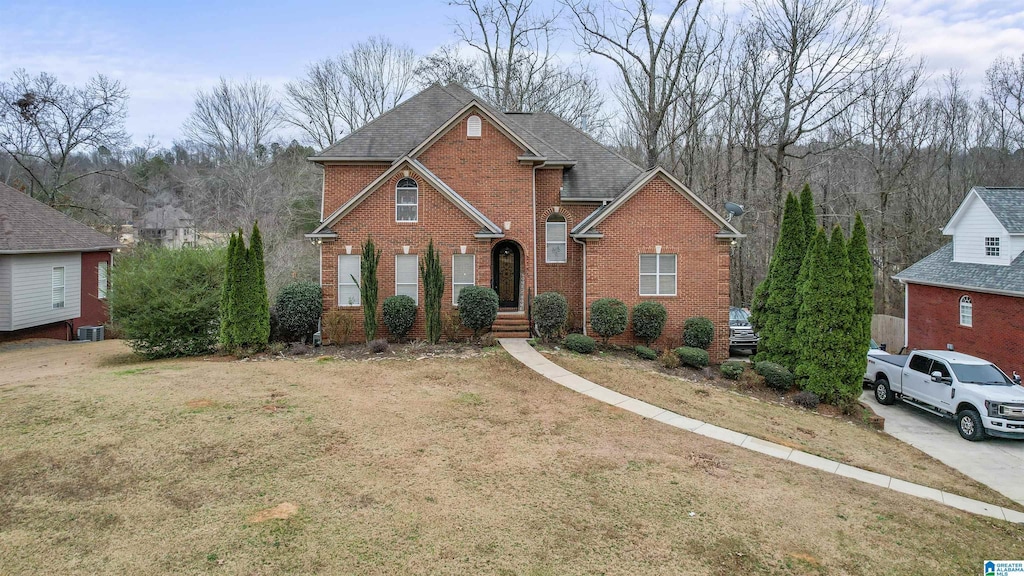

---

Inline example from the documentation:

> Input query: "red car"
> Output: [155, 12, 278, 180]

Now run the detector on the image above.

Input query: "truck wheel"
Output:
[956, 409, 987, 441]
[874, 377, 895, 405]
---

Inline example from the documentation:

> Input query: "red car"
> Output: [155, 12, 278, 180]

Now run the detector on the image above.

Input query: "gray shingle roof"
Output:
[974, 187, 1024, 233]
[0, 183, 120, 253]
[893, 243, 1024, 296]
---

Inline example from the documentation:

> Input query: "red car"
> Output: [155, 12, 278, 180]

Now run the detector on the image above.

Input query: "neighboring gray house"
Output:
[0, 183, 120, 341]
[138, 205, 197, 248]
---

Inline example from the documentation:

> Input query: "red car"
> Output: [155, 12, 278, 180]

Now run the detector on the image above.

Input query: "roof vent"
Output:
[467, 115, 481, 138]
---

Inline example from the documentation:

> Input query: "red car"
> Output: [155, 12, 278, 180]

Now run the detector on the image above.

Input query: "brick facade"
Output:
[907, 283, 1023, 377]
[317, 109, 732, 361]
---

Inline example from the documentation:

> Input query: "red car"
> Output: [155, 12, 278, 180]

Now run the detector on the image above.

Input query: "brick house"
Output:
[306, 84, 743, 360]
[894, 187, 1024, 377]
[0, 183, 120, 341]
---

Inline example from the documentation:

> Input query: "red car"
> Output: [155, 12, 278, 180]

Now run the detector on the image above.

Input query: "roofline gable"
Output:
[310, 156, 502, 236]
[943, 187, 1010, 236]
[407, 101, 541, 160]
[570, 168, 744, 238]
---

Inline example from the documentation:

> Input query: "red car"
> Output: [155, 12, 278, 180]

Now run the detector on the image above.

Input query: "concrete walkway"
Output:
[498, 338, 1024, 524]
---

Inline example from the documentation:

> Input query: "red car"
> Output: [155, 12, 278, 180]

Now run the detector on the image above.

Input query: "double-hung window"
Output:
[395, 254, 418, 303]
[338, 255, 361, 307]
[639, 254, 676, 296]
[452, 254, 475, 305]
[52, 267, 65, 309]
[396, 178, 418, 222]
[98, 261, 109, 299]
[985, 237, 1000, 257]
[545, 214, 567, 263]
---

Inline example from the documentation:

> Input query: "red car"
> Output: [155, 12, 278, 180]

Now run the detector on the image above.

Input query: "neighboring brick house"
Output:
[0, 183, 120, 341]
[894, 187, 1024, 377]
[306, 84, 743, 360]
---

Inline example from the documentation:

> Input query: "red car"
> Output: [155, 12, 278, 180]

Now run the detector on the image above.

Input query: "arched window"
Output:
[467, 115, 482, 138]
[545, 213, 567, 263]
[396, 177, 418, 222]
[959, 295, 973, 327]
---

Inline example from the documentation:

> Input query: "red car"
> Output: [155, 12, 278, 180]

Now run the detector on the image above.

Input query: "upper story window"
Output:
[985, 237, 1000, 257]
[959, 295, 973, 327]
[467, 115, 482, 138]
[639, 254, 677, 296]
[98, 261, 109, 299]
[545, 213, 567, 263]
[52, 267, 65, 309]
[396, 178, 418, 222]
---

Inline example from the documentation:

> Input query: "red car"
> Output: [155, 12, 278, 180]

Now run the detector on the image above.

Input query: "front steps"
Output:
[489, 313, 531, 339]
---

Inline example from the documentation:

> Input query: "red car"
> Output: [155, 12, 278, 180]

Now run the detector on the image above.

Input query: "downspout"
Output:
[532, 165, 539, 297]
[903, 280, 908, 351]
[572, 236, 587, 335]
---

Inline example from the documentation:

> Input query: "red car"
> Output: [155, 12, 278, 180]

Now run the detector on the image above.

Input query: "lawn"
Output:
[0, 340, 1022, 575]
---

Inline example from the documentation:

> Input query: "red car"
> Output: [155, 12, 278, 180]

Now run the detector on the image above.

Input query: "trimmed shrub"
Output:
[564, 333, 596, 354]
[793, 390, 821, 409]
[683, 317, 714, 350]
[275, 281, 322, 343]
[675, 346, 710, 368]
[660, 349, 680, 369]
[635, 345, 658, 360]
[755, 361, 795, 391]
[721, 361, 745, 380]
[590, 298, 628, 344]
[533, 292, 568, 341]
[458, 286, 499, 338]
[631, 301, 667, 345]
[367, 338, 389, 353]
[110, 246, 225, 359]
[382, 295, 417, 340]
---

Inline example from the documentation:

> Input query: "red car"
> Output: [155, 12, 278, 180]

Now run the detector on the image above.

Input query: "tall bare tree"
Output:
[183, 77, 282, 161]
[985, 53, 1024, 150]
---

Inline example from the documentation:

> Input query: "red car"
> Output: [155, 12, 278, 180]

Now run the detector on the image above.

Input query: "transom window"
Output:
[452, 254, 475, 305]
[959, 295, 973, 327]
[338, 255, 361, 307]
[985, 237, 1000, 257]
[639, 254, 676, 296]
[396, 254, 419, 304]
[52, 267, 65, 309]
[545, 213, 567, 263]
[396, 178, 418, 222]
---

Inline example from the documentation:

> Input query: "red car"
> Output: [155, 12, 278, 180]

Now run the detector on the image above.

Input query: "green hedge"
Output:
[631, 301, 667, 345]
[382, 295, 417, 340]
[590, 298, 628, 344]
[755, 361, 795, 391]
[564, 333, 596, 354]
[683, 317, 714, 350]
[635, 345, 658, 360]
[458, 286, 499, 337]
[674, 346, 709, 368]
[274, 281, 322, 343]
[533, 292, 568, 340]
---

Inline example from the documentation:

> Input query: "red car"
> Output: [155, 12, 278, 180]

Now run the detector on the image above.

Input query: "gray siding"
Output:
[0, 256, 10, 330]
[10, 253, 81, 330]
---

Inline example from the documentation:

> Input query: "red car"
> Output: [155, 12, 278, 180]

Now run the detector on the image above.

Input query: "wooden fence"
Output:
[871, 314, 905, 351]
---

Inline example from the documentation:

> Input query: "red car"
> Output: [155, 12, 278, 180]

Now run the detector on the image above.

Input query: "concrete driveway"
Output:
[861, 390, 1024, 506]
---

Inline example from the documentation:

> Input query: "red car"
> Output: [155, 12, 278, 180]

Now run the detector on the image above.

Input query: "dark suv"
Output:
[729, 306, 759, 354]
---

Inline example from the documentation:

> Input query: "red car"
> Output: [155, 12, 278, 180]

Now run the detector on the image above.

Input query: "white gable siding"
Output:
[1011, 235, 1024, 262]
[0, 256, 11, 330]
[10, 253, 81, 330]
[950, 198, 1010, 265]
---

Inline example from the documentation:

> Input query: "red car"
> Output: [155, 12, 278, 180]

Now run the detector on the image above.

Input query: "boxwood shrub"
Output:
[755, 361, 795, 391]
[683, 316, 714, 350]
[458, 286, 499, 337]
[635, 345, 658, 360]
[720, 360, 745, 380]
[589, 298, 628, 344]
[564, 333, 596, 354]
[533, 291, 568, 341]
[382, 295, 417, 340]
[674, 346, 710, 368]
[631, 301, 667, 345]
[274, 281, 322, 343]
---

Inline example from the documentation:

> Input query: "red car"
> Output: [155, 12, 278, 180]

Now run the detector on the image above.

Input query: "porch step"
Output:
[490, 315, 531, 340]
[490, 331, 531, 339]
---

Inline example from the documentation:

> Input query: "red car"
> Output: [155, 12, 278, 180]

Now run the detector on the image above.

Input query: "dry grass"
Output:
[0, 340, 1022, 575]
[547, 350, 1019, 508]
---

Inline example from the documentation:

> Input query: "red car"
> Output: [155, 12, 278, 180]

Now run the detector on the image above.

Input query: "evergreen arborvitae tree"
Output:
[219, 232, 238, 348]
[755, 193, 807, 370]
[797, 226, 859, 406]
[359, 237, 381, 342]
[248, 222, 270, 347]
[232, 227, 260, 348]
[230, 231, 248, 346]
[749, 270, 771, 334]
[420, 240, 444, 344]
[799, 183, 816, 245]
[848, 213, 874, 383]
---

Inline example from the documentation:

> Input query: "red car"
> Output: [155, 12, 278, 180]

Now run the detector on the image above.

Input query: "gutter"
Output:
[894, 277, 1024, 299]
[533, 165, 538, 297]
[0, 246, 120, 255]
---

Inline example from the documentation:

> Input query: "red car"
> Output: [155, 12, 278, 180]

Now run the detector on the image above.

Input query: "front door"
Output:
[492, 242, 520, 308]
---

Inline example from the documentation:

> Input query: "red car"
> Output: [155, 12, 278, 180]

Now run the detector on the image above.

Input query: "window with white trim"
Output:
[985, 237, 1000, 257]
[396, 178, 418, 222]
[52, 267, 65, 309]
[452, 254, 475, 305]
[396, 254, 418, 303]
[98, 261, 109, 299]
[545, 213, 567, 263]
[959, 295, 973, 327]
[467, 115, 482, 138]
[338, 255, 361, 306]
[639, 254, 676, 296]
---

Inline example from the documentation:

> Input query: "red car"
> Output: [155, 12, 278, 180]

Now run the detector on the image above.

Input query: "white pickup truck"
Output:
[866, 350, 1024, 441]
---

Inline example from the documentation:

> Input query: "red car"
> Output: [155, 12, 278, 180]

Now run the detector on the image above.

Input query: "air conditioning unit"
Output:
[77, 326, 105, 342]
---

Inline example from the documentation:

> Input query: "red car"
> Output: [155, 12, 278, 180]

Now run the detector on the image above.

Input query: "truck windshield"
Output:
[950, 363, 1013, 386]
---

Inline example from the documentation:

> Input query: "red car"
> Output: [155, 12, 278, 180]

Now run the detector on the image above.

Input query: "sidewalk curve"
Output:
[498, 338, 1023, 524]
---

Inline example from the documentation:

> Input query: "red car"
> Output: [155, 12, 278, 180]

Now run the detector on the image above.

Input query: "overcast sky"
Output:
[2, 0, 1022, 149]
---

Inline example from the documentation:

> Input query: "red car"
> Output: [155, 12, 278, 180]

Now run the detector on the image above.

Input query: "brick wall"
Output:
[584, 175, 731, 362]
[907, 283, 1023, 377]
[322, 163, 392, 218]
